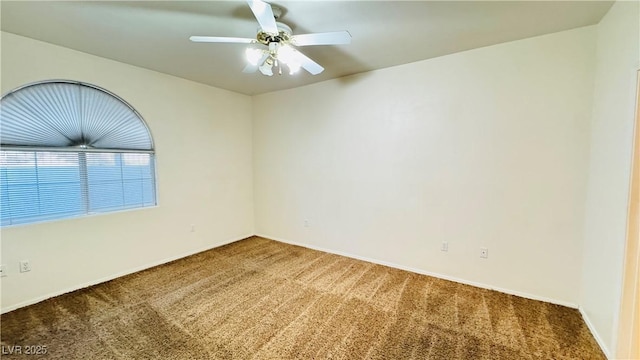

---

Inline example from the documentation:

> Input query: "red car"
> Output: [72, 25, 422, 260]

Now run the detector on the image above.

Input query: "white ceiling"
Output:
[1, 1, 613, 95]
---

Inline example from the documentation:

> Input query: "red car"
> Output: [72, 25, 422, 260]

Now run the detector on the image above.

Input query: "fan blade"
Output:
[291, 49, 324, 75]
[190, 36, 255, 44]
[243, 53, 270, 73]
[291, 31, 352, 46]
[247, 0, 279, 34]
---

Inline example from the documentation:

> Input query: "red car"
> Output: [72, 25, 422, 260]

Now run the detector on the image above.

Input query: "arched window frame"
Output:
[0, 80, 157, 226]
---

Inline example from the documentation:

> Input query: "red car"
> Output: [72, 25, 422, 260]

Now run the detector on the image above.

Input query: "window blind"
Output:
[0, 81, 156, 226]
[1, 81, 153, 150]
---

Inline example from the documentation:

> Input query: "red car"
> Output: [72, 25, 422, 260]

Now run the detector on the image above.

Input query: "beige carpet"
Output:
[1, 236, 605, 359]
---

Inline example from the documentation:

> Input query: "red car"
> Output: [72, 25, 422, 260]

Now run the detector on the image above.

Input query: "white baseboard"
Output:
[0, 233, 253, 314]
[579, 306, 612, 359]
[256, 233, 579, 309]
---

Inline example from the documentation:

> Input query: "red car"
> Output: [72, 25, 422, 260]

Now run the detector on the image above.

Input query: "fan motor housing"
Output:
[257, 22, 292, 45]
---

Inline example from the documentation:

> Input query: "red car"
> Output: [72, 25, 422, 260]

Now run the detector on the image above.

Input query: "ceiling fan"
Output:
[190, 0, 351, 76]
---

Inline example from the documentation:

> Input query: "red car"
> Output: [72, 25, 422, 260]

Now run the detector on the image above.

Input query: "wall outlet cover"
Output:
[19, 260, 31, 273]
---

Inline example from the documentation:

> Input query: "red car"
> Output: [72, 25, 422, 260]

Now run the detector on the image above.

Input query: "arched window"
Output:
[0, 80, 157, 226]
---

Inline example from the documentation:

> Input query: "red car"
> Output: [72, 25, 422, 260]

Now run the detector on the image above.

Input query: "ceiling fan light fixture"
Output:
[287, 61, 301, 75]
[277, 45, 294, 62]
[276, 45, 300, 74]
[259, 59, 274, 76]
[245, 48, 265, 66]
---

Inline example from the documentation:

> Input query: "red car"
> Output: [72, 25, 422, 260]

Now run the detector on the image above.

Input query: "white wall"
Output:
[0, 32, 255, 312]
[580, 1, 640, 357]
[253, 27, 596, 306]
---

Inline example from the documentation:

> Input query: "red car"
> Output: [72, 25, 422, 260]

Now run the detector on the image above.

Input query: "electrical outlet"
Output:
[19, 260, 31, 273]
[190, 224, 196, 233]
[441, 242, 448, 252]
[480, 248, 488, 259]
[0, 265, 6, 277]
[304, 219, 309, 228]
